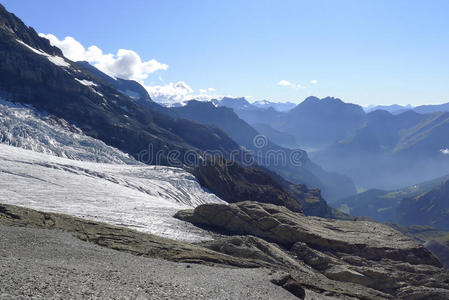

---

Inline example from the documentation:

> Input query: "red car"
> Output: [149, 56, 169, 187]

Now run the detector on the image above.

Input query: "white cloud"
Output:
[440, 148, 449, 155]
[39, 33, 227, 105]
[144, 82, 231, 105]
[310, 79, 318, 85]
[278, 80, 294, 87]
[144, 81, 194, 104]
[278, 80, 303, 89]
[39, 33, 168, 81]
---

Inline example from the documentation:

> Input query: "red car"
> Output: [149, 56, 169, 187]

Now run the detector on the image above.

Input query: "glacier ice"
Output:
[0, 99, 137, 164]
[0, 100, 226, 241]
[0, 144, 225, 241]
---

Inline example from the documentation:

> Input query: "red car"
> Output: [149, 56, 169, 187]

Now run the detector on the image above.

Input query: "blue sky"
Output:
[3, 0, 449, 105]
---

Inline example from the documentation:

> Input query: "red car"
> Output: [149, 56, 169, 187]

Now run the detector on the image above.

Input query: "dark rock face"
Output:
[193, 157, 302, 213]
[176, 201, 449, 299]
[193, 157, 351, 219]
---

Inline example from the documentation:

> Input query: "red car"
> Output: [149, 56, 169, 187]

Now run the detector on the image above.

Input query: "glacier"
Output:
[0, 99, 137, 164]
[0, 144, 225, 241]
[0, 100, 226, 242]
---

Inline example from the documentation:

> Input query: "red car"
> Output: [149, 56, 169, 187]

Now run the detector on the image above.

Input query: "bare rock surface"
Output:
[176, 201, 449, 299]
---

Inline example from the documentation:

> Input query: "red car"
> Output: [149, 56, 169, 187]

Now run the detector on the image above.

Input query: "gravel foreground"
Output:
[0, 225, 301, 300]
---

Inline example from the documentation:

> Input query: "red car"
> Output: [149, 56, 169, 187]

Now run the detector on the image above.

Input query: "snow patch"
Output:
[94, 90, 104, 97]
[47, 56, 70, 67]
[75, 78, 98, 87]
[15, 39, 47, 55]
[16, 39, 70, 68]
[120, 89, 141, 99]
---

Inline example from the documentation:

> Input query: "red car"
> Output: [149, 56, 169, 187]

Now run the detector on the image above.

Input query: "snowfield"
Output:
[0, 144, 225, 241]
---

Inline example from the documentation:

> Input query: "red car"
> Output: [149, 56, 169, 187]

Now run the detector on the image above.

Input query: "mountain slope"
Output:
[335, 173, 449, 224]
[397, 179, 449, 230]
[251, 122, 298, 148]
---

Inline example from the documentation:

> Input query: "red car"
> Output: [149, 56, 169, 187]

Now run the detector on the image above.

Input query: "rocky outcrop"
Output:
[176, 201, 449, 299]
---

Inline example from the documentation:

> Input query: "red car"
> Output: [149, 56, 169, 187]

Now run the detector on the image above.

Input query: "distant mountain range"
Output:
[171, 100, 357, 201]
[213, 96, 368, 149]
[211, 97, 296, 112]
[252, 100, 296, 111]
[209, 96, 449, 191]
[365, 104, 414, 114]
[365, 102, 449, 115]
